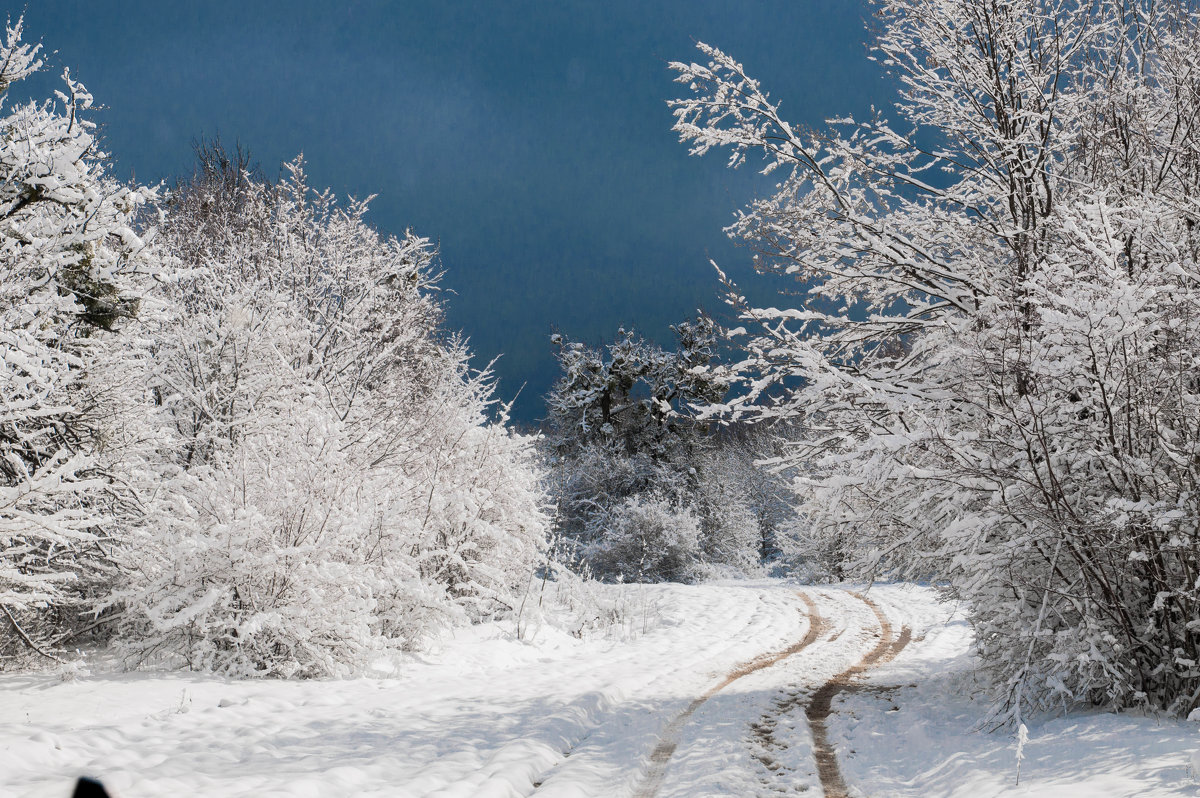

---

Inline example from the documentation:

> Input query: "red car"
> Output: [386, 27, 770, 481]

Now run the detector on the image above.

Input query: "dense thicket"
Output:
[0, 22, 548, 676]
[544, 321, 798, 580]
[0, 20, 156, 661]
[673, 0, 1200, 718]
[105, 149, 548, 676]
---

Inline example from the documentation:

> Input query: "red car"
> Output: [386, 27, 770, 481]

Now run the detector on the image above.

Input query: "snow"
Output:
[831, 584, 1200, 798]
[1, 581, 1197, 797]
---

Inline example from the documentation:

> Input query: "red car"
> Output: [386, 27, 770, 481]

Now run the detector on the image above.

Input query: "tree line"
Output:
[4, 0, 1199, 724]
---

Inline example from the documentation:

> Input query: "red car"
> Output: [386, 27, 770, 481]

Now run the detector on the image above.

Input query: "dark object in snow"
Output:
[72, 777, 111, 798]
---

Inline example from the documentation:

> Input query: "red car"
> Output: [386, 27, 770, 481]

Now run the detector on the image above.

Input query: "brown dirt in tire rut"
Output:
[632, 591, 910, 798]
[806, 593, 910, 798]
[632, 592, 827, 798]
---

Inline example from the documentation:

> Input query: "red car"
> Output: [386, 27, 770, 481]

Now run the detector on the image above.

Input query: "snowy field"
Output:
[1, 581, 1197, 798]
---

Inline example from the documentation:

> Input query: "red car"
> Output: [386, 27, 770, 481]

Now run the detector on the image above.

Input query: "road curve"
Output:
[806, 592, 911, 798]
[632, 592, 828, 798]
[633, 588, 910, 798]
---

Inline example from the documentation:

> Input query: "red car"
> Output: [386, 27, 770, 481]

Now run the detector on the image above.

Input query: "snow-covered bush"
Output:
[111, 146, 547, 676]
[0, 18, 156, 662]
[586, 494, 702, 583]
[671, 0, 1200, 717]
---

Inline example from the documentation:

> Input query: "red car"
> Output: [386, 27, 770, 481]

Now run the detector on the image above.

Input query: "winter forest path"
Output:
[630, 588, 910, 798]
[0, 583, 931, 798]
[630, 591, 829, 798]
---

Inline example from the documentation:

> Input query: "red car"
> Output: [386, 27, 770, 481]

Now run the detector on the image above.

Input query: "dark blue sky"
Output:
[16, 1, 886, 422]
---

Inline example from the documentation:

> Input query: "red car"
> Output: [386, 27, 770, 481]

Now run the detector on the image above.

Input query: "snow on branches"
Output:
[543, 321, 796, 581]
[0, 16, 156, 661]
[110, 147, 548, 677]
[0, 18, 548, 676]
[672, 0, 1200, 718]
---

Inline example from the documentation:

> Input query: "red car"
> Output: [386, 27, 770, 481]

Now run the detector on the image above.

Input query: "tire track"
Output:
[808, 593, 908, 797]
[752, 591, 910, 798]
[526, 588, 822, 798]
[631, 592, 828, 798]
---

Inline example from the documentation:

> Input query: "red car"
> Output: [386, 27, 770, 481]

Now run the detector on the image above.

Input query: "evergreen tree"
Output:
[545, 318, 776, 580]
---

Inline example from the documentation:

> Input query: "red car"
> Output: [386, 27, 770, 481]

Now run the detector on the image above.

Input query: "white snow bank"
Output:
[832, 583, 1200, 798]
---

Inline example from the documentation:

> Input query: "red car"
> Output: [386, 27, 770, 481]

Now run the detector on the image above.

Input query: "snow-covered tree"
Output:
[696, 426, 800, 568]
[545, 321, 719, 539]
[547, 318, 725, 460]
[112, 145, 547, 676]
[672, 0, 1200, 718]
[0, 18, 155, 662]
[545, 320, 774, 579]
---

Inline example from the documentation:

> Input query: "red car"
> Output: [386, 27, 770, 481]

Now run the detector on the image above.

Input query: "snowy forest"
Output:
[4, 1, 1200, 795]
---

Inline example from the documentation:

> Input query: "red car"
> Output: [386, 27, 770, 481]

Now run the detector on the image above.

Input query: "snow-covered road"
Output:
[2, 582, 1197, 797]
[0, 583, 915, 797]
